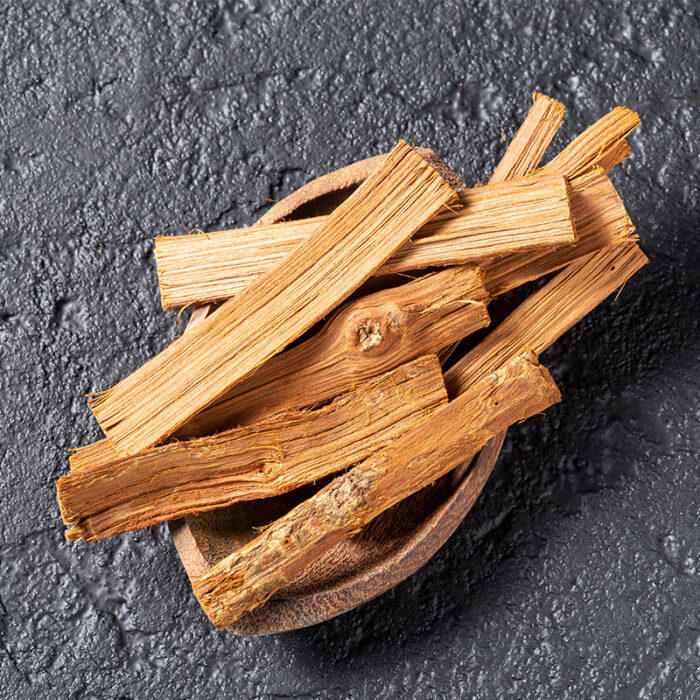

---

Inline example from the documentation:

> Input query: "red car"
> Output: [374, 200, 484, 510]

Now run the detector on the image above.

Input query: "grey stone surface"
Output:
[0, 1, 698, 697]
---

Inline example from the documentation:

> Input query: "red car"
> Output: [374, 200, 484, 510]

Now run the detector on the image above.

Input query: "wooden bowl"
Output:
[168, 153, 506, 635]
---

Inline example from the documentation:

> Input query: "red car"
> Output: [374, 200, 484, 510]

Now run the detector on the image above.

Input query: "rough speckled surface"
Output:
[0, 1, 698, 697]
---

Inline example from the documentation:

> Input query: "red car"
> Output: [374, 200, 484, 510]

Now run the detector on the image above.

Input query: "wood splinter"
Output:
[542, 106, 640, 179]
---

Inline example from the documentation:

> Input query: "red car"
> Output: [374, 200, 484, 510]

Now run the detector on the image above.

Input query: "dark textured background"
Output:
[0, 1, 698, 697]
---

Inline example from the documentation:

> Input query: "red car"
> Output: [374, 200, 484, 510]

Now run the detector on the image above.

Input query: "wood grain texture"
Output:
[58, 356, 447, 541]
[191, 353, 560, 628]
[177, 265, 488, 440]
[439, 91, 568, 366]
[155, 171, 573, 309]
[541, 106, 640, 178]
[446, 242, 648, 399]
[221, 432, 506, 635]
[89, 140, 458, 455]
[168, 154, 507, 635]
[489, 92, 566, 184]
[598, 139, 631, 173]
[70, 265, 489, 469]
[485, 167, 636, 296]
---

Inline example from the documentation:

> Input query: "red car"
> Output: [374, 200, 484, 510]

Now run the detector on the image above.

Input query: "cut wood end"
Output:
[610, 106, 641, 129]
[389, 139, 461, 204]
[490, 93, 567, 185]
[531, 92, 566, 116]
[543, 106, 641, 179]
[416, 150, 467, 192]
[597, 139, 632, 173]
[481, 352, 561, 410]
[569, 166, 636, 240]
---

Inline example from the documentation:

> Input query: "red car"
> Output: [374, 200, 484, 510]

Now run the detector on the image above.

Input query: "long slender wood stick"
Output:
[90, 140, 458, 455]
[379, 173, 573, 275]
[439, 92, 567, 366]
[478, 100, 639, 297]
[59, 356, 447, 541]
[70, 266, 490, 470]
[155, 171, 573, 309]
[446, 242, 647, 399]
[192, 352, 561, 628]
[489, 92, 565, 184]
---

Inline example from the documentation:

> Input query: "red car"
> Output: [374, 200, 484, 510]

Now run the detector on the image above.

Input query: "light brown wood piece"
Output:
[541, 106, 640, 178]
[485, 167, 636, 296]
[192, 352, 561, 628]
[597, 139, 631, 173]
[58, 356, 447, 541]
[446, 242, 648, 399]
[439, 92, 568, 367]
[155, 171, 574, 309]
[489, 92, 566, 184]
[70, 265, 489, 469]
[380, 173, 573, 274]
[89, 140, 458, 455]
[216, 432, 506, 635]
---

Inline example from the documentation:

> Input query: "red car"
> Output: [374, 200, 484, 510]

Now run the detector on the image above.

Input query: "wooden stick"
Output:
[541, 106, 640, 179]
[192, 352, 560, 628]
[379, 173, 573, 275]
[70, 266, 490, 470]
[489, 92, 566, 184]
[58, 356, 447, 541]
[446, 242, 647, 399]
[155, 171, 574, 309]
[484, 167, 635, 296]
[90, 140, 458, 455]
[440, 92, 568, 367]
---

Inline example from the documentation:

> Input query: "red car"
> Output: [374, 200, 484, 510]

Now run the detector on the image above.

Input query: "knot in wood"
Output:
[356, 320, 384, 352]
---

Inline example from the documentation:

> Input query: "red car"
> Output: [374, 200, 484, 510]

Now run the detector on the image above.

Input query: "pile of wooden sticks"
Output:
[57, 94, 646, 629]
